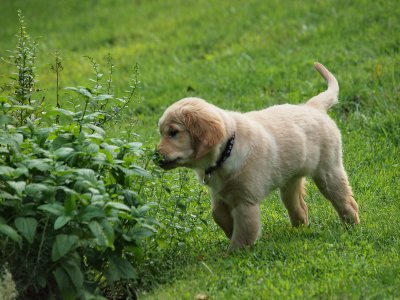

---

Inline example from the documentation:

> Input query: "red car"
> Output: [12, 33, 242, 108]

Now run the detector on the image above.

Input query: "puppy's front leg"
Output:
[212, 199, 233, 239]
[229, 203, 261, 251]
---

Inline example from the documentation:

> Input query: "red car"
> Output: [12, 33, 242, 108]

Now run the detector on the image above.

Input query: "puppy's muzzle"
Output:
[152, 150, 179, 170]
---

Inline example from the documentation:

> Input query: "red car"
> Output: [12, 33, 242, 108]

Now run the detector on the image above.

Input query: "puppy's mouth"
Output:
[158, 158, 180, 170]
[153, 152, 182, 170]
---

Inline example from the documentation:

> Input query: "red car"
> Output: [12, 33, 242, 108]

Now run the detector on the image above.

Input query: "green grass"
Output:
[1, 0, 399, 299]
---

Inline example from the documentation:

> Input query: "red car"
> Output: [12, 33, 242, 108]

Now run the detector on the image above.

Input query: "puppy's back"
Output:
[244, 104, 342, 179]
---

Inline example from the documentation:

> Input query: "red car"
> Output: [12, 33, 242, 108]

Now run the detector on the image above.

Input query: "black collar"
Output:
[205, 132, 235, 178]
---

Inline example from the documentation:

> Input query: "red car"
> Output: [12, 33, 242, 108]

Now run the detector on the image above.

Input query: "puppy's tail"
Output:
[306, 62, 339, 112]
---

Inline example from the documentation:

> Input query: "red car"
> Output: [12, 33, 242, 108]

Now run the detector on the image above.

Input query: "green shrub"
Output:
[0, 12, 155, 299]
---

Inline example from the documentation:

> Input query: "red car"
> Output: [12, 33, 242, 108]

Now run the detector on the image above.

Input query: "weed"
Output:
[1, 10, 42, 126]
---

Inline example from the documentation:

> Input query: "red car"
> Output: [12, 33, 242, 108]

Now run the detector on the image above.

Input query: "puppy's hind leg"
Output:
[280, 177, 309, 227]
[313, 167, 360, 225]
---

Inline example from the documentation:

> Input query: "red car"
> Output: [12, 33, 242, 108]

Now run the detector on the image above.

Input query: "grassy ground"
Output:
[1, 0, 399, 299]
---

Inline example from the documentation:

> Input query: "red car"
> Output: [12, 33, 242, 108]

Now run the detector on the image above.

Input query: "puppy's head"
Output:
[155, 97, 225, 170]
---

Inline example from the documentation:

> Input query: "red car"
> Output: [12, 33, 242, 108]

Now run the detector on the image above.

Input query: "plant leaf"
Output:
[14, 217, 37, 244]
[88, 220, 108, 248]
[54, 147, 74, 160]
[99, 219, 115, 248]
[137, 202, 157, 215]
[50, 107, 76, 117]
[130, 225, 155, 240]
[25, 159, 52, 171]
[82, 112, 105, 122]
[107, 255, 138, 281]
[93, 94, 113, 101]
[0, 115, 15, 125]
[0, 191, 19, 200]
[53, 267, 75, 299]
[85, 143, 99, 154]
[79, 205, 105, 222]
[54, 215, 72, 230]
[0, 222, 22, 244]
[65, 86, 93, 99]
[105, 202, 131, 212]
[61, 255, 83, 291]
[87, 219, 114, 249]
[83, 123, 105, 136]
[25, 183, 52, 200]
[7, 181, 26, 195]
[51, 234, 79, 261]
[129, 165, 151, 178]
[0, 166, 15, 179]
[8, 104, 34, 111]
[51, 133, 73, 149]
[38, 203, 64, 216]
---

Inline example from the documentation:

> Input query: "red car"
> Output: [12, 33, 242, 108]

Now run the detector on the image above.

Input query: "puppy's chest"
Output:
[202, 167, 244, 196]
[209, 177, 258, 206]
[196, 170, 225, 190]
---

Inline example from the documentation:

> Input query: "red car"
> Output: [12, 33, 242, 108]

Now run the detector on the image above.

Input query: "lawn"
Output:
[0, 0, 399, 299]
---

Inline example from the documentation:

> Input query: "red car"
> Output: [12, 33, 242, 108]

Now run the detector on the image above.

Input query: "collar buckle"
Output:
[203, 132, 235, 182]
[202, 173, 211, 185]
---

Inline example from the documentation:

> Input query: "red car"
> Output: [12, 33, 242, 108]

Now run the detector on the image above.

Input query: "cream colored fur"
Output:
[156, 63, 359, 250]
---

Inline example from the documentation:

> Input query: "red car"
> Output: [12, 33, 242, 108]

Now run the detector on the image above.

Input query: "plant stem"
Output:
[80, 97, 89, 132]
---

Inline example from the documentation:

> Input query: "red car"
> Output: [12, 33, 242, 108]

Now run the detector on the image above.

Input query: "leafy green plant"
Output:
[1, 10, 41, 126]
[0, 12, 156, 299]
[0, 108, 156, 298]
[63, 54, 140, 129]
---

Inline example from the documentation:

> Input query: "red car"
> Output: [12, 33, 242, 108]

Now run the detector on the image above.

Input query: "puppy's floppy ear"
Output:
[181, 106, 225, 159]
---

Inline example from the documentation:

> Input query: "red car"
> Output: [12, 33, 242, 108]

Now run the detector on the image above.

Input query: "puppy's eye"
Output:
[168, 130, 179, 138]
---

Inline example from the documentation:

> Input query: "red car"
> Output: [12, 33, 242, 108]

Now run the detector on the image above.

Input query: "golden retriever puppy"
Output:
[155, 63, 359, 250]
